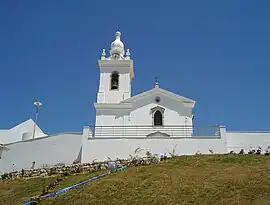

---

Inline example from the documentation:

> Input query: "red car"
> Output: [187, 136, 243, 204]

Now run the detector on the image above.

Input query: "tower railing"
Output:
[89, 125, 220, 138]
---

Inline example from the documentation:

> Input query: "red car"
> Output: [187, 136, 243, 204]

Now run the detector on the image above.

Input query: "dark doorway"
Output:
[154, 110, 163, 126]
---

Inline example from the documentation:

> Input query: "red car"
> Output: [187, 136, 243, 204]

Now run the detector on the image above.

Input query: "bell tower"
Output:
[96, 31, 134, 104]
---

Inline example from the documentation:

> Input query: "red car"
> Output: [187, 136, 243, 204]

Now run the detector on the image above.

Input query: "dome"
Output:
[110, 31, 125, 57]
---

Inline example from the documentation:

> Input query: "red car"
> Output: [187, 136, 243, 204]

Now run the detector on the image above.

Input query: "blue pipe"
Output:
[23, 166, 128, 205]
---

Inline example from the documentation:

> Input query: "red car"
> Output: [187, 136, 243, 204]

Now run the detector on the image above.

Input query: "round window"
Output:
[155, 96, 161, 103]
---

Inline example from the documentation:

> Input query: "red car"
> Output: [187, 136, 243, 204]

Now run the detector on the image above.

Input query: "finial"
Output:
[126, 49, 130, 56]
[115, 25, 121, 39]
[125, 48, 131, 59]
[110, 28, 125, 58]
[101, 49, 106, 60]
[154, 76, 159, 88]
[115, 31, 121, 39]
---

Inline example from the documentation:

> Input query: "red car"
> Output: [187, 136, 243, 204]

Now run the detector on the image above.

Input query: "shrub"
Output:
[1, 173, 9, 180]
[54, 163, 65, 167]
[62, 171, 70, 177]
[146, 151, 152, 158]
[73, 159, 80, 164]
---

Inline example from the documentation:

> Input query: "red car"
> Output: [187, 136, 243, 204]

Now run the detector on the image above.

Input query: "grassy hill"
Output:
[1, 154, 270, 205]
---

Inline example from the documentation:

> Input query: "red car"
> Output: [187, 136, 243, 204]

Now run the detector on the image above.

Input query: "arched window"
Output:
[110, 71, 119, 90]
[154, 110, 163, 126]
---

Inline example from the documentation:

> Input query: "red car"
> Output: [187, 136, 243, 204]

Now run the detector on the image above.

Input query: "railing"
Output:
[89, 125, 220, 138]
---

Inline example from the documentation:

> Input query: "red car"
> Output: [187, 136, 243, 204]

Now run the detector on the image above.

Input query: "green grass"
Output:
[1, 154, 270, 205]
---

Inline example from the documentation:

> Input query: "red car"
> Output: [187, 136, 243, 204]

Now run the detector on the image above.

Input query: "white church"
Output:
[1, 31, 270, 174]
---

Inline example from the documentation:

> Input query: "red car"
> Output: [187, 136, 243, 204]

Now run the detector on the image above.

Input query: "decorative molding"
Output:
[94, 103, 132, 110]
[151, 106, 165, 126]
[98, 60, 134, 79]
[146, 131, 170, 138]
[122, 87, 195, 108]
[150, 106, 165, 114]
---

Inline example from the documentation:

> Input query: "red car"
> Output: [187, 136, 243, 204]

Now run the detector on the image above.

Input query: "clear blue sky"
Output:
[0, 0, 269, 134]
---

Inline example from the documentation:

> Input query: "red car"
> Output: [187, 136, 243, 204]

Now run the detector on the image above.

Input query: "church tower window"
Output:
[154, 110, 163, 126]
[110, 71, 119, 90]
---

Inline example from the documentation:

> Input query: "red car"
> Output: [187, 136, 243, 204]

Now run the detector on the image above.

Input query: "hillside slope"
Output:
[1, 155, 270, 205]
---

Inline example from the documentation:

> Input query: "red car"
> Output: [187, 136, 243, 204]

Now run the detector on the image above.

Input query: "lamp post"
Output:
[32, 101, 42, 139]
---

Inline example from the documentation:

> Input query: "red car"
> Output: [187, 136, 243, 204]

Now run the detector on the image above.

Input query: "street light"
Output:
[33, 101, 42, 139]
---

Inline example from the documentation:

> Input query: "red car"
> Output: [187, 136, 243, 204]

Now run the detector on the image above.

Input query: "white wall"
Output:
[0, 130, 7, 144]
[4, 123, 270, 174]
[95, 101, 191, 126]
[82, 137, 227, 163]
[97, 72, 131, 103]
[130, 103, 192, 126]
[0, 133, 82, 173]
[4, 124, 270, 174]
[82, 126, 228, 163]
[226, 132, 270, 153]
[95, 110, 128, 127]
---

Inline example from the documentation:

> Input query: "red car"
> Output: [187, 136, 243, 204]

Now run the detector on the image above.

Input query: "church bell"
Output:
[111, 81, 119, 89]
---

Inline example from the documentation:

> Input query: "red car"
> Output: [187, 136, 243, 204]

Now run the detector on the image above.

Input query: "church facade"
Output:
[1, 31, 270, 174]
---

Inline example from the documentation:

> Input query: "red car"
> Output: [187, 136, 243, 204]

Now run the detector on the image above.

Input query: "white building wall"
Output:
[97, 72, 131, 103]
[3, 124, 270, 174]
[82, 137, 227, 163]
[0, 133, 82, 174]
[96, 112, 126, 127]
[82, 126, 228, 163]
[94, 101, 193, 138]
[226, 132, 270, 153]
[129, 103, 191, 126]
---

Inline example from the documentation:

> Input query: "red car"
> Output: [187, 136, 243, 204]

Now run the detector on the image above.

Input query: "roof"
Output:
[0, 119, 47, 144]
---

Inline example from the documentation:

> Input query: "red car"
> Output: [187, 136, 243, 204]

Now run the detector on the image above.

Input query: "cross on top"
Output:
[155, 76, 158, 83]
[154, 76, 159, 88]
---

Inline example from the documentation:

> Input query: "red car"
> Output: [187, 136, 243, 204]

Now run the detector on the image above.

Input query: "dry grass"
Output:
[1, 154, 270, 205]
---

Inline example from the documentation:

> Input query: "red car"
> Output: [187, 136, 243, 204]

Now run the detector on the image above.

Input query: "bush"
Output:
[1, 173, 9, 180]
[73, 159, 80, 164]
[54, 163, 65, 167]
[62, 171, 70, 177]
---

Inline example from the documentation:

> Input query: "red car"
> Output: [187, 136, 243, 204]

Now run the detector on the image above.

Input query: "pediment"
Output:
[146, 131, 170, 138]
[121, 87, 195, 109]
[150, 106, 165, 114]
[120, 88, 194, 117]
